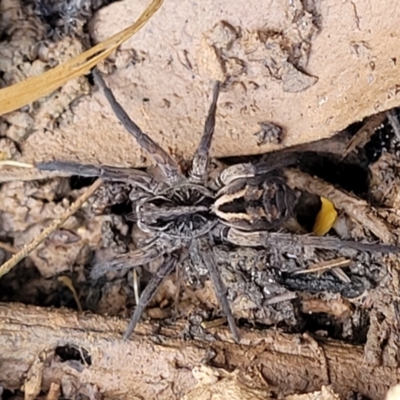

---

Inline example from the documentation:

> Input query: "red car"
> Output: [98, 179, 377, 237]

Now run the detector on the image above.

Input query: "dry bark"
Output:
[0, 302, 399, 399]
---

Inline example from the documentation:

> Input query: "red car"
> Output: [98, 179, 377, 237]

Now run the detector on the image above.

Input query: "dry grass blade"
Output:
[294, 257, 351, 275]
[331, 267, 351, 283]
[57, 276, 83, 313]
[0, 161, 34, 168]
[0, 0, 163, 116]
[0, 179, 103, 279]
[264, 292, 297, 305]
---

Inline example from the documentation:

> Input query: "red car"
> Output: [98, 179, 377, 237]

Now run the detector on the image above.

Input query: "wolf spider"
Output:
[37, 69, 400, 342]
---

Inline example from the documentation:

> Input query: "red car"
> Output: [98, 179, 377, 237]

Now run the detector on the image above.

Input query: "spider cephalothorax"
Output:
[37, 69, 400, 342]
[137, 183, 217, 238]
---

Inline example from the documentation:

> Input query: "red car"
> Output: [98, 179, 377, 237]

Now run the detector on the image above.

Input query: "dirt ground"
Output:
[2, 0, 400, 399]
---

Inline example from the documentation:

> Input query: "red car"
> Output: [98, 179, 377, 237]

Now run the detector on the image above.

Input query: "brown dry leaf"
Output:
[0, 178, 102, 279]
[0, 0, 163, 116]
[313, 197, 338, 236]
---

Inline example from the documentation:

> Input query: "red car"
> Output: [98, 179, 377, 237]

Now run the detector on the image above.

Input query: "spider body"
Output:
[137, 183, 216, 239]
[37, 69, 400, 343]
[214, 174, 298, 231]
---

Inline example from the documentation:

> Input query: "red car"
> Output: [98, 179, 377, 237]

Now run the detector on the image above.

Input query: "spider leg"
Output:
[36, 161, 161, 192]
[223, 227, 400, 253]
[92, 69, 183, 184]
[190, 81, 220, 183]
[124, 252, 179, 340]
[216, 152, 299, 188]
[193, 239, 240, 342]
[90, 240, 169, 280]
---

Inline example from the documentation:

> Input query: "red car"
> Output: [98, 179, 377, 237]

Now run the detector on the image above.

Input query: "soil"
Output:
[2, 0, 400, 399]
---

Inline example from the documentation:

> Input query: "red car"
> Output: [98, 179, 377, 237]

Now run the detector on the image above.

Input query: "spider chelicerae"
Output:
[37, 69, 400, 342]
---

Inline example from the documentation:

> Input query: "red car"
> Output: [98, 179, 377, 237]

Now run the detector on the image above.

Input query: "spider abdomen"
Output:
[213, 175, 298, 231]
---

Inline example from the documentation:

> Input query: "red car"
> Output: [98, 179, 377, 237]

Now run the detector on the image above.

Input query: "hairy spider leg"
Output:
[36, 161, 160, 192]
[92, 69, 183, 184]
[217, 152, 299, 188]
[225, 228, 400, 254]
[124, 253, 179, 340]
[190, 81, 220, 183]
[193, 239, 240, 342]
[90, 242, 168, 280]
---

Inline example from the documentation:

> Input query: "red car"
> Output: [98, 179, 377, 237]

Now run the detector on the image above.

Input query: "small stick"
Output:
[294, 257, 351, 275]
[0, 160, 34, 168]
[0, 179, 102, 279]
[264, 292, 297, 305]
[201, 317, 227, 329]
[342, 112, 387, 157]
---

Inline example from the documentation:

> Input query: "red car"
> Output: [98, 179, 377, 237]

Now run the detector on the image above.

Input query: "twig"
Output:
[264, 292, 297, 305]
[342, 112, 387, 157]
[294, 257, 351, 275]
[0, 160, 34, 168]
[201, 317, 227, 329]
[0, 179, 102, 279]
[1, 302, 399, 400]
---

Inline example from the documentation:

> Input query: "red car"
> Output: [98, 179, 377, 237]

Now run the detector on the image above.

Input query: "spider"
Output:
[37, 69, 400, 342]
